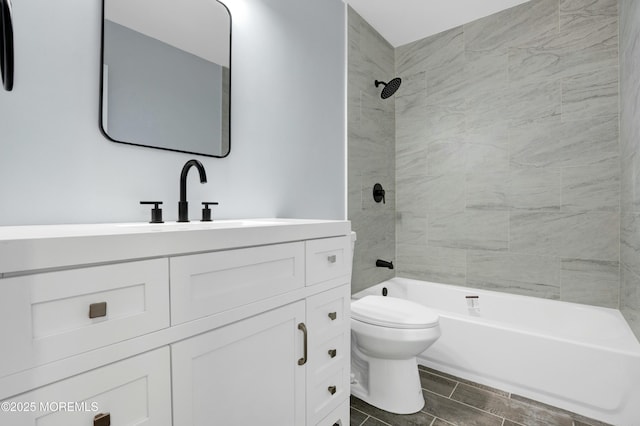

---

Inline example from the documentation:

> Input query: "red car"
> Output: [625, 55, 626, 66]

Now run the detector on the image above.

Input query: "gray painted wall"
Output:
[348, 7, 396, 294]
[103, 20, 225, 156]
[0, 0, 345, 225]
[395, 0, 619, 308]
[620, 0, 640, 338]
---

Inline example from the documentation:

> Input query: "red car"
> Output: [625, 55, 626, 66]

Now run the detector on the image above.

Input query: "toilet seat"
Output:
[351, 295, 439, 329]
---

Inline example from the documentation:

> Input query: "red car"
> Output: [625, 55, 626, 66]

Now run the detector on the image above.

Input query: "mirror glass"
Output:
[100, 0, 231, 157]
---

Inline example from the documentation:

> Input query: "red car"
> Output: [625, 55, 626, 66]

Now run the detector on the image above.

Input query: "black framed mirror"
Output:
[100, 0, 231, 157]
[0, 0, 14, 92]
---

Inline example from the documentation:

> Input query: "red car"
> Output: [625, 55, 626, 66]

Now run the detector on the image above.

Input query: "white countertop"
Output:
[0, 218, 351, 274]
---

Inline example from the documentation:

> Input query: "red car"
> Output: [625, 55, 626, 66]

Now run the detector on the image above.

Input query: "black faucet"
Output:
[376, 259, 394, 269]
[178, 159, 207, 222]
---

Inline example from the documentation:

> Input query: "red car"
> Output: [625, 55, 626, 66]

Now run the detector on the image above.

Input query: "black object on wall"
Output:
[0, 0, 14, 91]
[374, 78, 401, 99]
[373, 183, 386, 204]
[376, 259, 394, 269]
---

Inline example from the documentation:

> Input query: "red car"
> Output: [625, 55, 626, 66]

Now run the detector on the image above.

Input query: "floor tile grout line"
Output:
[360, 412, 393, 426]
[423, 388, 505, 423]
[448, 381, 459, 398]
[419, 365, 507, 397]
[358, 415, 369, 426]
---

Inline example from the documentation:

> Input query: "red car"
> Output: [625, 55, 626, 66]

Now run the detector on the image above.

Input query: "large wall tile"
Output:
[467, 251, 561, 299]
[561, 159, 620, 212]
[620, 0, 640, 337]
[397, 211, 428, 246]
[621, 212, 640, 277]
[466, 172, 509, 211]
[561, 258, 619, 308]
[348, 7, 396, 293]
[505, 79, 561, 125]
[508, 167, 562, 211]
[424, 104, 467, 143]
[464, 0, 558, 53]
[621, 265, 640, 337]
[465, 124, 510, 173]
[424, 174, 466, 212]
[429, 211, 509, 250]
[561, 67, 618, 121]
[510, 116, 618, 168]
[397, 175, 429, 214]
[428, 142, 467, 175]
[396, 26, 464, 75]
[397, 245, 467, 285]
[510, 211, 619, 260]
[427, 62, 469, 106]
[389, 0, 621, 309]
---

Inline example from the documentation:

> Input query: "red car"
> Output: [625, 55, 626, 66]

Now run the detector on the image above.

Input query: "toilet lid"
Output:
[351, 295, 439, 329]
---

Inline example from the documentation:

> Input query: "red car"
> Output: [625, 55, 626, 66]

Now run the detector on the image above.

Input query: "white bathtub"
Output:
[353, 277, 640, 425]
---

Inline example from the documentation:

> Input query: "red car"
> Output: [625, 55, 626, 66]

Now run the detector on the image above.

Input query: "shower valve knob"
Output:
[373, 183, 386, 204]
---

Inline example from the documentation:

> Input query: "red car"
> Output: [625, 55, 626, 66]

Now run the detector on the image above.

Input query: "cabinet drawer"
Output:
[0, 259, 169, 378]
[0, 347, 172, 426]
[307, 285, 351, 425]
[170, 242, 305, 324]
[307, 285, 350, 342]
[306, 236, 350, 286]
[316, 399, 349, 426]
[308, 365, 349, 425]
[311, 333, 348, 376]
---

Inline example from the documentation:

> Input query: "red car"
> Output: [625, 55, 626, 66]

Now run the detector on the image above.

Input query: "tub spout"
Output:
[376, 259, 394, 269]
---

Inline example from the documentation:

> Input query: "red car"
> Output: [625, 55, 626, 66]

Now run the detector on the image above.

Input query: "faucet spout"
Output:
[178, 159, 207, 222]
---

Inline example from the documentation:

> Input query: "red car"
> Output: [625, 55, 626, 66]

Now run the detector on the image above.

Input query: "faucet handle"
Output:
[140, 201, 164, 224]
[201, 202, 219, 222]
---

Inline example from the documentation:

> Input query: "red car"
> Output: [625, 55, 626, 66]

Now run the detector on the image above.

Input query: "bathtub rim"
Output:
[354, 276, 640, 355]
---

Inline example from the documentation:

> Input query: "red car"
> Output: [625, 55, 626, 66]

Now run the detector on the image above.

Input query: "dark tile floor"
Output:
[350, 365, 613, 426]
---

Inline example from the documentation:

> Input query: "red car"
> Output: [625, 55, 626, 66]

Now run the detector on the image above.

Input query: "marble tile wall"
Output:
[348, 7, 396, 293]
[619, 0, 640, 338]
[395, 0, 621, 308]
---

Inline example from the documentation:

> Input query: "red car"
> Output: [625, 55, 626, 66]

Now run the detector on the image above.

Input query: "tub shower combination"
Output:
[352, 277, 640, 425]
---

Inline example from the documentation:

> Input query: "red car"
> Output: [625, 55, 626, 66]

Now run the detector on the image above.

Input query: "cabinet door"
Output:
[0, 348, 171, 426]
[172, 301, 306, 426]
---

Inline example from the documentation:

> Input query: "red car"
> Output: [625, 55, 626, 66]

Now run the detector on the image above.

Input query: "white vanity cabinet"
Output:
[172, 301, 307, 425]
[0, 219, 352, 426]
[1, 348, 172, 426]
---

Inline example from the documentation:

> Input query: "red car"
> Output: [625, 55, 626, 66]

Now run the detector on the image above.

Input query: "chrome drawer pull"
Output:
[328, 385, 337, 395]
[328, 311, 337, 321]
[327, 255, 337, 263]
[297, 323, 308, 366]
[89, 302, 107, 319]
[94, 412, 111, 426]
[328, 349, 337, 358]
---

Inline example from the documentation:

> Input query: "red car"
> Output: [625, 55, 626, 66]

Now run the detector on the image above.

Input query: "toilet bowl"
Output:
[350, 295, 441, 414]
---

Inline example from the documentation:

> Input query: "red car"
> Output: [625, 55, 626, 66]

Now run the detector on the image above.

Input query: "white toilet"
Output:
[350, 294, 441, 414]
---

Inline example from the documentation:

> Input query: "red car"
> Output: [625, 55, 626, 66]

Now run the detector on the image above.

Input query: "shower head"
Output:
[375, 78, 401, 99]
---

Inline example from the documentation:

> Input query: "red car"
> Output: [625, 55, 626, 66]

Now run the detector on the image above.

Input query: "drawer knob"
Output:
[333, 422, 342, 426]
[89, 302, 107, 319]
[327, 254, 337, 263]
[328, 312, 337, 321]
[328, 349, 337, 358]
[94, 412, 111, 426]
[328, 385, 337, 395]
